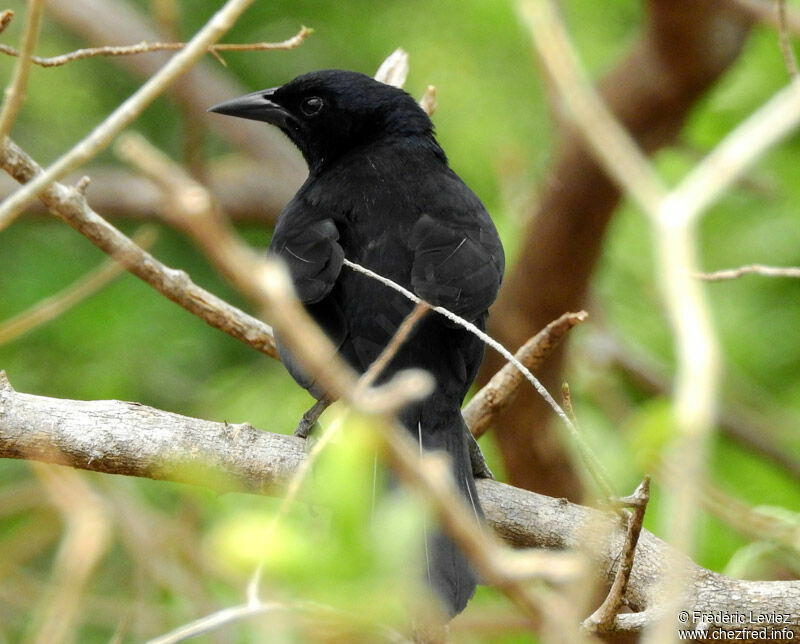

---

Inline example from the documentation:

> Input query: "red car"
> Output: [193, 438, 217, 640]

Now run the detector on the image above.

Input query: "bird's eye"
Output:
[300, 96, 324, 117]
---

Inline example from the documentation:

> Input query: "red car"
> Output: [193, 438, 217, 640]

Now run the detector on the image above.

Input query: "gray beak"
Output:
[207, 88, 291, 127]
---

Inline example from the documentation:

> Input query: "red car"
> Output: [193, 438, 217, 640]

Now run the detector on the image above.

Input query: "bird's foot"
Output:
[294, 398, 331, 439]
[467, 429, 494, 479]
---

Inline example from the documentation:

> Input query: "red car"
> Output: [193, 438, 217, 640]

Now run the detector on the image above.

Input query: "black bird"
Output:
[209, 70, 505, 617]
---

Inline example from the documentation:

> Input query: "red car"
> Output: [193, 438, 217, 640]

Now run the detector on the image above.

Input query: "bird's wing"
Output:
[409, 214, 504, 322]
[269, 218, 344, 304]
[269, 216, 347, 399]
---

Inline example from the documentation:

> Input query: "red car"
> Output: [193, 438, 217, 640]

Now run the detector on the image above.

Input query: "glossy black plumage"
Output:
[209, 70, 505, 616]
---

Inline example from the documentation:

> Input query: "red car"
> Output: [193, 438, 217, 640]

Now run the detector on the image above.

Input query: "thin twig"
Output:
[115, 131, 266, 303]
[0, 0, 264, 231]
[583, 477, 651, 633]
[0, 137, 279, 359]
[0, 0, 45, 140]
[464, 311, 588, 438]
[778, 0, 800, 78]
[0, 27, 311, 68]
[0, 227, 157, 346]
[343, 258, 575, 429]
[44, 0, 306, 183]
[695, 263, 800, 281]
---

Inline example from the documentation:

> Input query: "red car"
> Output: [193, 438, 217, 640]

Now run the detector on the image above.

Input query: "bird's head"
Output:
[208, 70, 434, 172]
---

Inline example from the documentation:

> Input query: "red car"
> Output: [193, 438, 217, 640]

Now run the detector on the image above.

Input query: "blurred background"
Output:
[0, 0, 798, 641]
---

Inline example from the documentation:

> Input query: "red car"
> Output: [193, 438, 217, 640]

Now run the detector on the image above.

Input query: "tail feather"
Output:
[415, 411, 482, 617]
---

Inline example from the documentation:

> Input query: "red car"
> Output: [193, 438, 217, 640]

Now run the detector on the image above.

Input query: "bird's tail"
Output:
[411, 407, 482, 617]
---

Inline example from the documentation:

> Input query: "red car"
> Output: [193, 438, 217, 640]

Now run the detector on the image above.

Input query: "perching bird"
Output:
[208, 70, 505, 617]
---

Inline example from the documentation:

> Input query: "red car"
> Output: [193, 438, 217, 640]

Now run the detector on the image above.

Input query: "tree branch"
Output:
[0, 136, 278, 360]
[44, 0, 306, 183]
[1, 372, 797, 640]
[583, 477, 650, 633]
[0, 0, 44, 139]
[464, 311, 587, 439]
[481, 0, 753, 499]
[0, 0, 261, 230]
[695, 264, 800, 281]
[0, 27, 311, 68]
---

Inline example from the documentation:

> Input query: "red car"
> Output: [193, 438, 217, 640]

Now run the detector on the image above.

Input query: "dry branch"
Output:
[583, 477, 650, 633]
[1, 373, 797, 641]
[0, 27, 311, 68]
[0, 0, 261, 230]
[0, 136, 278, 360]
[695, 264, 800, 281]
[44, 0, 306, 183]
[481, 0, 753, 499]
[0, 0, 44, 139]
[114, 131, 268, 306]
[464, 311, 587, 439]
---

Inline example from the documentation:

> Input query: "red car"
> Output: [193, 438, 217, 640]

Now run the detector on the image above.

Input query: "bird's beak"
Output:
[207, 88, 291, 127]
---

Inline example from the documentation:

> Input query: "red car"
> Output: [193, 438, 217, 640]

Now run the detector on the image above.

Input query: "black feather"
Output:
[211, 69, 505, 618]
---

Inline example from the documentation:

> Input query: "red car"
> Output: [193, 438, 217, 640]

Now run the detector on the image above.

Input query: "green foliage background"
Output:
[0, 0, 798, 641]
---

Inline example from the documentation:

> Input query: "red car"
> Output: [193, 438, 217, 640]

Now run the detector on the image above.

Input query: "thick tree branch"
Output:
[0, 372, 797, 641]
[0, 371, 300, 495]
[480, 0, 753, 498]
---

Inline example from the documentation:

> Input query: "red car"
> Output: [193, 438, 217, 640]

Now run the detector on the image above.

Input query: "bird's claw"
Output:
[293, 398, 331, 439]
[293, 416, 318, 439]
[467, 429, 494, 479]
